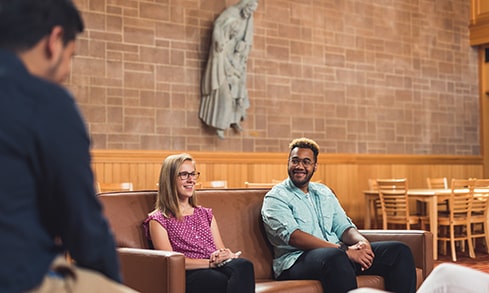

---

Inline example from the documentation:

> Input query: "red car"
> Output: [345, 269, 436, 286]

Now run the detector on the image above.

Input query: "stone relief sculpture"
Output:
[200, 0, 258, 139]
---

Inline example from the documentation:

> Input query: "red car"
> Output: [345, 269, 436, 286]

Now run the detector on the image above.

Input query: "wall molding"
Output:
[92, 149, 483, 165]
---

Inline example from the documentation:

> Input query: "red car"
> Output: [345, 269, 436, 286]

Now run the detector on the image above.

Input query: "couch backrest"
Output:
[98, 190, 156, 249]
[196, 188, 274, 280]
[98, 188, 274, 280]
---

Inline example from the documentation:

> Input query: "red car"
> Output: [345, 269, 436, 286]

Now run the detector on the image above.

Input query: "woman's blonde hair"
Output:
[154, 153, 198, 219]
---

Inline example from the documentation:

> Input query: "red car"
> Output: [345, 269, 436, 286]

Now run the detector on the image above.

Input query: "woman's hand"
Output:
[209, 248, 242, 268]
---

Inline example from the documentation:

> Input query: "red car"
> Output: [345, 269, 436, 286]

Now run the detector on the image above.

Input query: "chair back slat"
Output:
[473, 179, 489, 215]
[448, 179, 474, 220]
[376, 178, 418, 229]
[426, 177, 448, 189]
[437, 178, 476, 261]
[368, 179, 378, 191]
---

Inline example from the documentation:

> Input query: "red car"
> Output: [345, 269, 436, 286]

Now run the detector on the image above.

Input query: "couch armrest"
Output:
[359, 230, 433, 280]
[117, 247, 185, 293]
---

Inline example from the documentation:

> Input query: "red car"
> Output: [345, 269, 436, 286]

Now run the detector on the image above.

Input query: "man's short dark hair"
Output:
[0, 0, 84, 52]
[288, 137, 320, 162]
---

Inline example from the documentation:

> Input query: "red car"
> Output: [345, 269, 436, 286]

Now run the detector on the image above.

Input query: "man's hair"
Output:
[288, 137, 320, 162]
[0, 0, 84, 52]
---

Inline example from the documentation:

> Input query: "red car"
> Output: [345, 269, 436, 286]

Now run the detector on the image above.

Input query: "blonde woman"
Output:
[143, 153, 254, 293]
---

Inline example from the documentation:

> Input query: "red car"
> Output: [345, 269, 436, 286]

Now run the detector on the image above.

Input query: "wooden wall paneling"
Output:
[228, 164, 248, 188]
[268, 164, 287, 184]
[142, 163, 157, 190]
[196, 163, 209, 185]
[111, 162, 121, 182]
[111, 163, 120, 182]
[443, 164, 480, 181]
[119, 162, 131, 184]
[356, 164, 389, 189]
[129, 163, 142, 190]
[90, 150, 484, 226]
[245, 164, 262, 186]
[321, 164, 361, 216]
[96, 163, 112, 187]
[427, 165, 450, 186]
[419, 165, 447, 187]
[246, 163, 282, 183]
[393, 164, 422, 187]
[103, 163, 113, 182]
[92, 163, 103, 189]
[212, 164, 231, 184]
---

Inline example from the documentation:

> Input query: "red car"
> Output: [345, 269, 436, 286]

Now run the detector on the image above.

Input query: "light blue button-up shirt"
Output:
[261, 178, 355, 278]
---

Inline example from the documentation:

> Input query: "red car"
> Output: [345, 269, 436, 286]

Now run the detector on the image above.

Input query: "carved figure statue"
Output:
[200, 0, 258, 139]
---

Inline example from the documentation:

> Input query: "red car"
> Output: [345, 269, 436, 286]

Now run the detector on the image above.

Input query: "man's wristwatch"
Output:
[338, 242, 348, 252]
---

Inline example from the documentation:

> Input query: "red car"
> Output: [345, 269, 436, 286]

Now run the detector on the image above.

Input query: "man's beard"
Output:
[288, 169, 314, 189]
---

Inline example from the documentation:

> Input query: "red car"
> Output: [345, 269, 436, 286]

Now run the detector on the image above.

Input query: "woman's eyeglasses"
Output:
[178, 171, 200, 180]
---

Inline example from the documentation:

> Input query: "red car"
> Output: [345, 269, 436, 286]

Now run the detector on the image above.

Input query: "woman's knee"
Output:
[226, 258, 255, 275]
[186, 269, 228, 293]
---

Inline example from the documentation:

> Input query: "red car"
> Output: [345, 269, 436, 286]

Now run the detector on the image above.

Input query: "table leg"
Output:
[428, 196, 438, 260]
[411, 195, 438, 260]
[365, 195, 372, 229]
[364, 193, 379, 229]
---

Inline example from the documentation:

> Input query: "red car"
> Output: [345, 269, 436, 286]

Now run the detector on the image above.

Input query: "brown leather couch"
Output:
[99, 188, 433, 293]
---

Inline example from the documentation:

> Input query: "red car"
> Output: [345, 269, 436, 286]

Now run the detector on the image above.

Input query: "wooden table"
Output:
[364, 188, 452, 260]
[364, 190, 381, 229]
[407, 188, 453, 260]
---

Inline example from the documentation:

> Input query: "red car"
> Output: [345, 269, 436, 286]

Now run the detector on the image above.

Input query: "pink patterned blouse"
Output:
[143, 207, 217, 259]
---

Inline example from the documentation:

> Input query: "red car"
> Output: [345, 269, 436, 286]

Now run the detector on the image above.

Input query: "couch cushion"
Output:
[256, 277, 386, 293]
[256, 280, 322, 293]
[357, 275, 384, 290]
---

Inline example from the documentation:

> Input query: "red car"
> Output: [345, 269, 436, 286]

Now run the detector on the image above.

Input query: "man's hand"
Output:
[351, 240, 371, 250]
[346, 241, 374, 271]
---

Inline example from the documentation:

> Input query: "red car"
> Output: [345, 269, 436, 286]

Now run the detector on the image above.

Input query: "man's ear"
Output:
[45, 26, 64, 64]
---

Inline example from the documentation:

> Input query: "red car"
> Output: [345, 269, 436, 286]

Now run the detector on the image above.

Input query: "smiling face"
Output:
[176, 160, 197, 202]
[288, 147, 317, 193]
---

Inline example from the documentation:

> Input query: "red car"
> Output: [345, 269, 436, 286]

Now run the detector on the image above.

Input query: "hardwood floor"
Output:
[435, 244, 489, 274]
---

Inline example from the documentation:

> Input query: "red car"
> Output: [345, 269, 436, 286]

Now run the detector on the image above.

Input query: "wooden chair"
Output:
[427, 177, 449, 212]
[96, 182, 133, 193]
[199, 180, 228, 189]
[426, 177, 449, 189]
[368, 178, 379, 191]
[245, 182, 276, 188]
[376, 178, 424, 230]
[367, 178, 382, 228]
[437, 178, 475, 262]
[471, 179, 489, 254]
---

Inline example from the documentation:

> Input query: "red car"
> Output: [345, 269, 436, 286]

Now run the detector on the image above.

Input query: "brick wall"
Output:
[68, 0, 479, 155]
